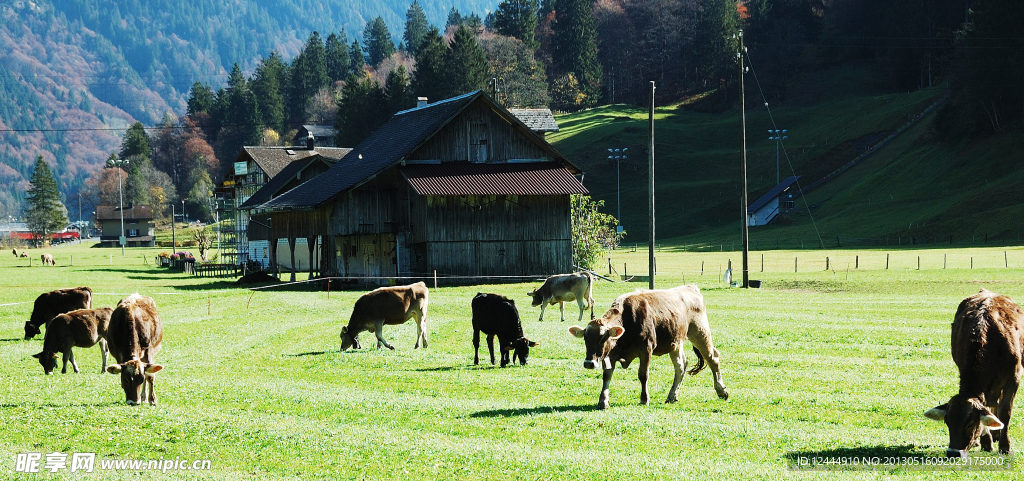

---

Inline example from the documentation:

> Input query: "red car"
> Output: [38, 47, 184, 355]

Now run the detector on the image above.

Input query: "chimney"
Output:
[417, 97, 428, 108]
[306, 132, 315, 150]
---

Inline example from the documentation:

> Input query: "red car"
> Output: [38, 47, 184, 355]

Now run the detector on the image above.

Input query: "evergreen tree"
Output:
[124, 159, 150, 205]
[335, 73, 388, 147]
[290, 31, 330, 122]
[364, 17, 397, 66]
[186, 82, 215, 116]
[404, 1, 429, 56]
[464, 13, 484, 32]
[325, 31, 351, 83]
[552, 0, 602, 108]
[494, 0, 540, 49]
[120, 122, 152, 160]
[216, 64, 263, 167]
[411, 27, 448, 102]
[251, 52, 287, 134]
[447, 7, 463, 29]
[25, 155, 68, 246]
[350, 39, 367, 74]
[444, 25, 490, 97]
[384, 66, 414, 113]
[693, 0, 739, 89]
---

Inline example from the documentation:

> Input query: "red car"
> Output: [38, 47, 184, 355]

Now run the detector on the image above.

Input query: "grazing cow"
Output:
[472, 293, 538, 367]
[528, 272, 595, 322]
[11, 248, 18, 257]
[925, 289, 1024, 457]
[33, 307, 113, 375]
[105, 294, 164, 406]
[568, 285, 729, 409]
[24, 287, 93, 340]
[40, 253, 55, 266]
[20, 252, 28, 258]
[340, 282, 429, 351]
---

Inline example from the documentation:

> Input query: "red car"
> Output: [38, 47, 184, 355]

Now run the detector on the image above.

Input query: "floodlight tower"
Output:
[769, 129, 788, 184]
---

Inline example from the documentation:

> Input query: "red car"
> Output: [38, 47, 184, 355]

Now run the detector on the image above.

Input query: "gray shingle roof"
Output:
[236, 146, 351, 178]
[261, 91, 577, 212]
[96, 205, 153, 221]
[509, 108, 559, 132]
[238, 153, 346, 209]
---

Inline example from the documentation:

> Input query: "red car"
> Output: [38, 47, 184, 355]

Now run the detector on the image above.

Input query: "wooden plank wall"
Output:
[330, 171, 409, 236]
[407, 103, 552, 163]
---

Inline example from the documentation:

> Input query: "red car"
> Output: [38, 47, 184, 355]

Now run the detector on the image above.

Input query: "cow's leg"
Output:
[486, 334, 496, 365]
[690, 329, 729, 400]
[147, 374, 158, 406]
[559, 301, 565, 322]
[538, 303, 547, 322]
[997, 378, 1019, 454]
[577, 297, 587, 324]
[473, 329, 481, 365]
[638, 349, 652, 405]
[99, 339, 109, 374]
[69, 348, 81, 374]
[414, 312, 429, 349]
[666, 348, 687, 404]
[598, 365, 615, 410]
[374, 321, 395, 350]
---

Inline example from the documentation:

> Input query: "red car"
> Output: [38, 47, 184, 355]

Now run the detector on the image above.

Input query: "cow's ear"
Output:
[527, 340, 539, 347]
[341, 326, 348, 334]
[607, 325, 625, 340]
[32, 352, 43, 359]
[924, 403, 948, 421]
[568, 326, 585, 338]
[501, 345, 514, 352]
[981, 414, 1004, 430]
[106, 364, 123, 374]
[145, 364, 164, 374]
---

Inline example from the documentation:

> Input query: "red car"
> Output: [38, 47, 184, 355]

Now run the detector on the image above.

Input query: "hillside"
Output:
[0, 0, 497, 217]
[549, 63, 1024, 249]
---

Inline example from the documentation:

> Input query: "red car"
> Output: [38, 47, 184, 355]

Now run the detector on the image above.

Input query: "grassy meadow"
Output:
[2, 241, 1024, 479]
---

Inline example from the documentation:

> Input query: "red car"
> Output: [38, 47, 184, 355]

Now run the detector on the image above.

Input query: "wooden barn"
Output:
[258, 90, 587, 281]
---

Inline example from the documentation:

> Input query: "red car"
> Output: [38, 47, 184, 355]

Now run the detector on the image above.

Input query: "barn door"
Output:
[469, 121, 488, 162]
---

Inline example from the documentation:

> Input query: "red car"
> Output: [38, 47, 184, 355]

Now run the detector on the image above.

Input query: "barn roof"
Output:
[96, 205, 153, 221]
[260, 91, 579, 212]
[238, 153, 345, 209]
[748, 176, 801, 212]
[236, 146, 350, 178]
[402, 162, 587, 196]
[509, 108, 559, 132]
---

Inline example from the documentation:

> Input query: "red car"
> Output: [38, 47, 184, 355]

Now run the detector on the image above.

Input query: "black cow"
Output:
[472, 293, 538, 367]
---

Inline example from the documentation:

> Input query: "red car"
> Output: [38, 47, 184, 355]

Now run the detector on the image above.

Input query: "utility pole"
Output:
[648, 81, 656, 290]
[769, 129, 787, 185]
[738, 30, 750, 289]
[171, 203, 176, 251]
[106, 158, 128, 256]
[607, 148, 628, 229]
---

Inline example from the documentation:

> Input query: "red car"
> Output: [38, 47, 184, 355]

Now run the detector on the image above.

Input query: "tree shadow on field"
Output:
[0, 338, 23, 342]
[0, 401, 122, 409]
[286, 351, 328, 357]
[785, 444, 930, 464]
[470, 404, 600, 418]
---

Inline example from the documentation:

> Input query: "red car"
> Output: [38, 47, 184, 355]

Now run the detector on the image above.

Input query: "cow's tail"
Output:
[585, 271, 595, 319]
[687, 346, 707, 376]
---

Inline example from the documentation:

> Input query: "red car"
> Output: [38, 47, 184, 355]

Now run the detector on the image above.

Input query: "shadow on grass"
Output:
[0, 338, 23, 342]
[470, 404, 600, 418]
[784, 444, 929, 462]
[0, 401, 122, 408]
[286, 351, 329, 357]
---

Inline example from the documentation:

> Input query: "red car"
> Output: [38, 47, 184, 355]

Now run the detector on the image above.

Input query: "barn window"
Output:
[470, 122, 488, 162]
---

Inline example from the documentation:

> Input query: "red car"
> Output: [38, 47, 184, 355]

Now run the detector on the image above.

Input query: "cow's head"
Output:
[339, 326, 363, 351]
[527, 289, 543, 307]
[24, 321, 41, 340]
[925, 394, 1004, 457]
[501, 338, 539, 367]
[32, 351, 59, 375]
[106, 359, 163, 405]
[568, 316, 625, 370]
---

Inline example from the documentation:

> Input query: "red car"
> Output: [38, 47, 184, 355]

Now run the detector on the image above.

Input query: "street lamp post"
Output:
[106, 158, 129, 255]
[768, 129, 788, 185]
[607, 148, 628, 232]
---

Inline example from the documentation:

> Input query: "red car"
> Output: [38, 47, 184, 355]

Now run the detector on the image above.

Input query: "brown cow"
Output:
[24, 287, 94, 340]
[528, 272, 594, 322]
[40, 253, 55, 266]
[105, 294, 164, 406]
[20, 252, 28, 258]
[11, 248, 18, 257]
[340, 282, 429, 351]
[925, 289, 1024, 457]
[33, 308, 112, 375]
[569, 285, 729, 409]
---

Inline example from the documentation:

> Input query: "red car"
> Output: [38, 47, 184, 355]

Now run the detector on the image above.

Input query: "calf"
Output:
[24, 286, 93, 340]
[472, 293, 538, 367]
[528, 272, 594, 322]
[925, 289, 1024, 457]
[569, 285, 729, 409]
[33, 308, 112, 375]
[105, 294, 164, 406]
[340, 282, 429, 351]
[41, 253, 55, 266]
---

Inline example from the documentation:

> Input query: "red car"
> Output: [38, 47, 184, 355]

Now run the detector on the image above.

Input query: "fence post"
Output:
[795, 257, 798, 273]
[855, 255, 859, 269]
[1006, 251, 1009, 268]
[886, 253, 889, 270]
[701, 261, 704, 276]
[109, 255, 112, 265]
[761, 254, 764, 272]
[971, 257, 973, 269]
[944, 254, 947, 269]
[826, 257, 830, 271]
[434, 270, 438, 289]
[917, 256, 920, 270]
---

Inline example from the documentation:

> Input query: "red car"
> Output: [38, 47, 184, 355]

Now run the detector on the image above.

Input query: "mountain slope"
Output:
[0, 0, 497, 217]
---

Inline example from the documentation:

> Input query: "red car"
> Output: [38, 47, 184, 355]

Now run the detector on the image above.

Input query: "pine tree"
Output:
[186, 82, 215, 116]
[335, 73, 387, 147]
[25, 155, 68, 246]
[411, 27, 447, 102]
[290, 32, 330, 122]
[124, 160, 150, 205]
[447, 7, 463, 29]
[494, 0, 540, 49]
[251, 52, 287, 135]
[404, 1, 429, 56]
[325, 31, 351, 82]
[552, 0, 602, 108]
[693, 0, 739, 90]
[384, 66, 413, 113]
[444, 25, 489, 97]
[120, 122, 152, 160]
[364, 17, 397, 66]
[350, 39, 367, 74]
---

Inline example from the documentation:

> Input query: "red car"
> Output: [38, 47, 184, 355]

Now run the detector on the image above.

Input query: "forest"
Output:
[1, 0, 1021, 223]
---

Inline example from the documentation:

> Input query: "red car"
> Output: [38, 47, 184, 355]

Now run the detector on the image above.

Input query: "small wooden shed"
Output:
[259, 91, 587, 282]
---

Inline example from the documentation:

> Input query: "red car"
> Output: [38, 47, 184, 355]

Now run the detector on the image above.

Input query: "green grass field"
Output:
[2, 242, 1024, 479]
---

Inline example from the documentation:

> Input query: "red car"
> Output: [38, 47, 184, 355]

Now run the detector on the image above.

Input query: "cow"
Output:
[924, 289, 1024, 457]
[20, 252, 28, 258]
[40, 253, 55, 266]
[104, 294, 164, 406]
[24, 287, 94, 340]
[11, 248, 18, 257]
[340, 282, 429, 351]
[527, 272, 595, 322]
[32, 307, 112, 375]
[568, 285, 729, 409]
[472, 293, 538, 367]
